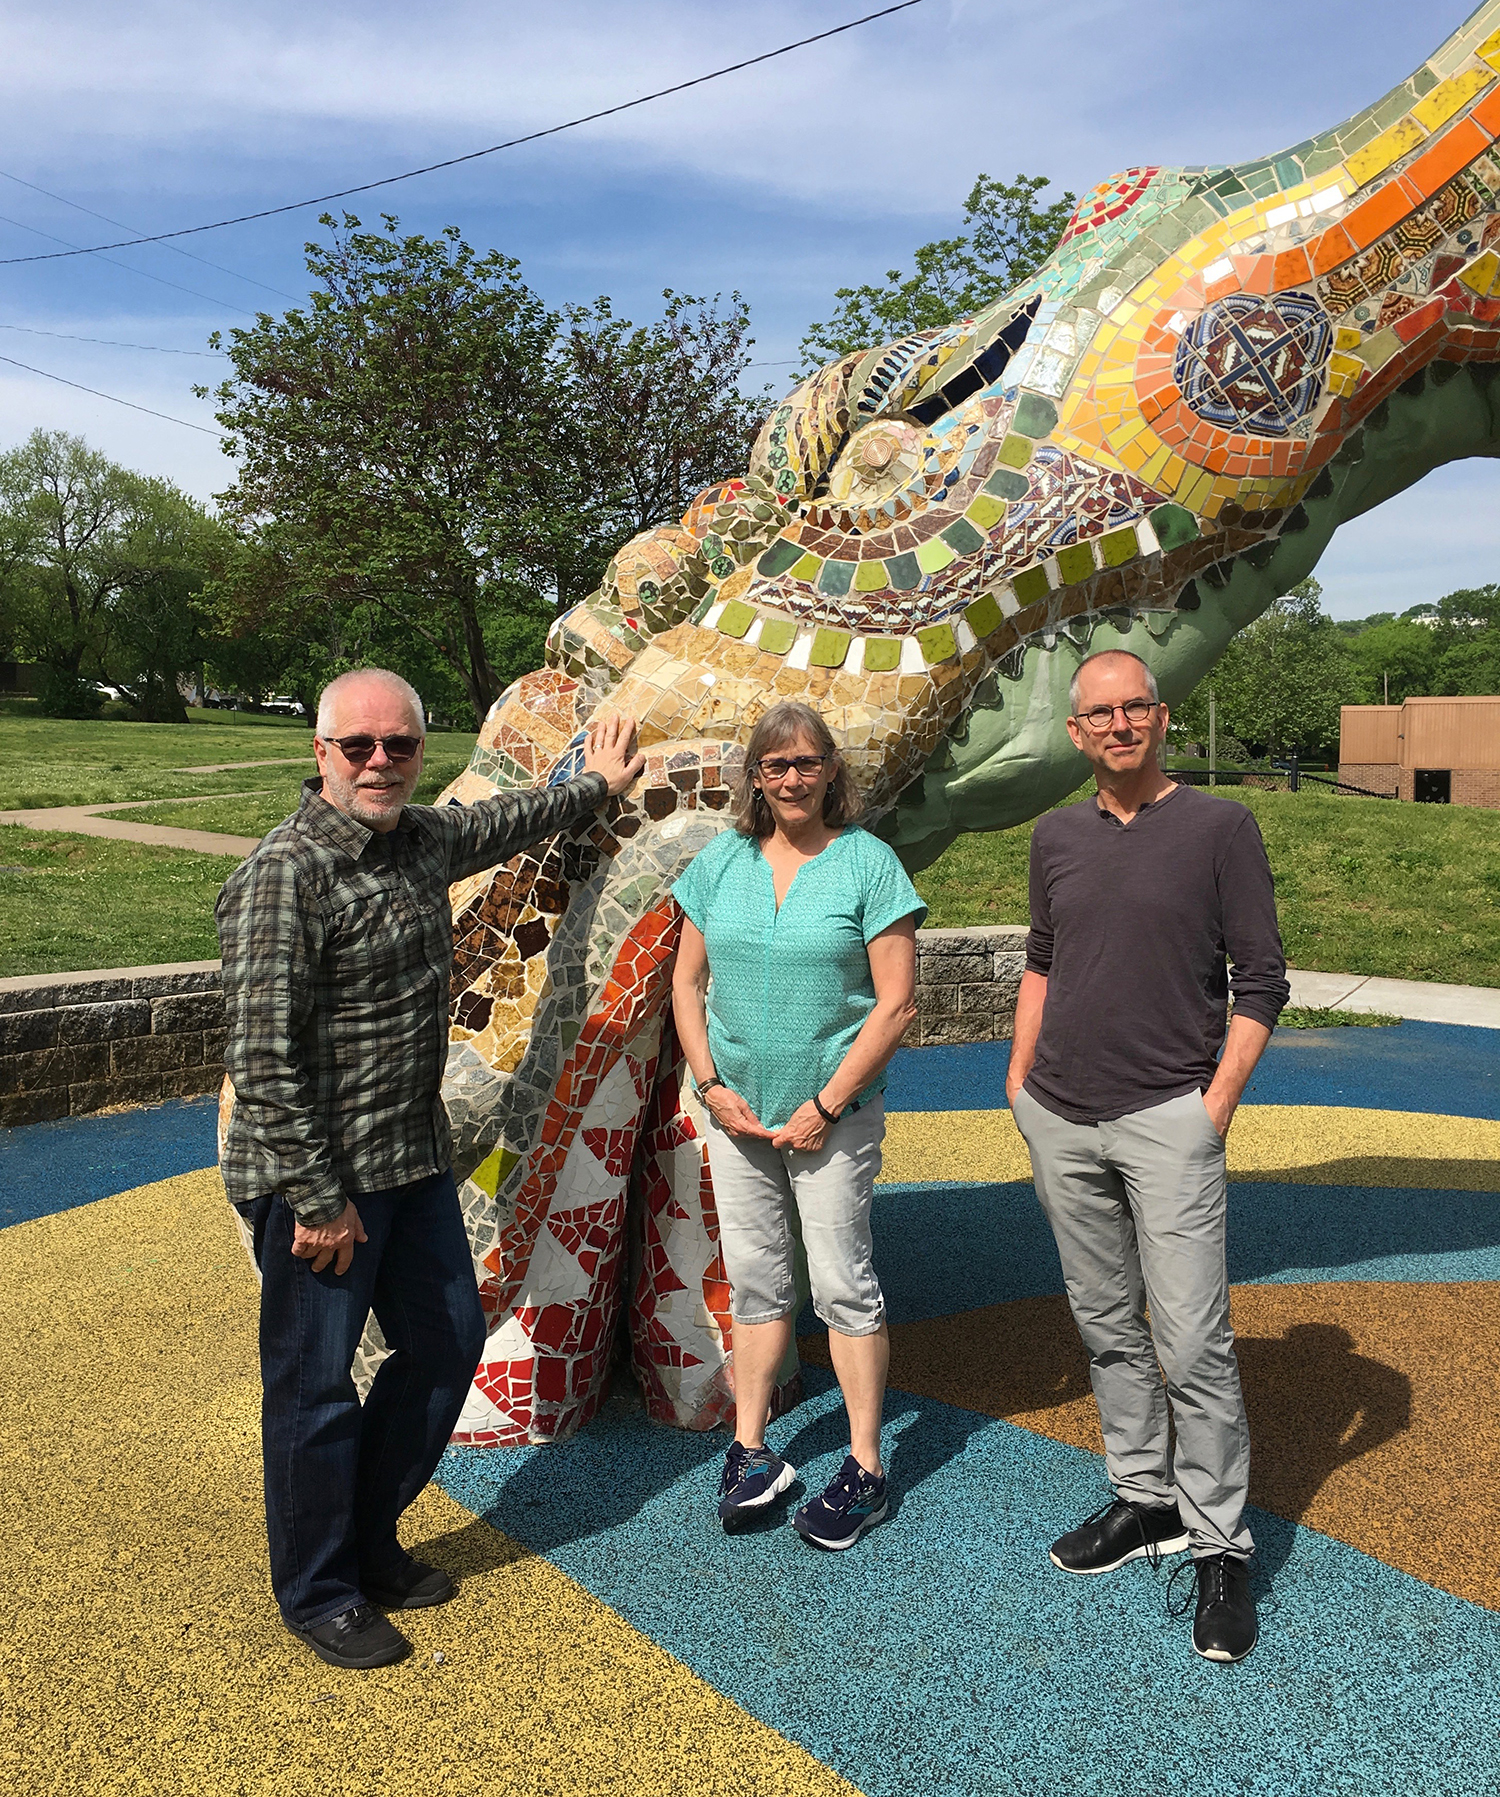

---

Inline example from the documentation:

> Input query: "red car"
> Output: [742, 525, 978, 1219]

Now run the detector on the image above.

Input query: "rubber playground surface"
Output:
[3, 1021, 1498, 1797]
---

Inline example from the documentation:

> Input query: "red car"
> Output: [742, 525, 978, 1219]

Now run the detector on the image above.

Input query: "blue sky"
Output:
[0, 0, 1493, 619]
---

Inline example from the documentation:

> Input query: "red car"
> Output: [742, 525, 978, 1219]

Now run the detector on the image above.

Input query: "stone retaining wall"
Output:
[0, 925, 1030, 1123]
[909, 925, 1029, 1046]
[0, 961, 225, 1127]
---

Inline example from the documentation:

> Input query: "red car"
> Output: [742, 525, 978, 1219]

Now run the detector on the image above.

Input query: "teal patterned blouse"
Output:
[672, 826, 927, 1129]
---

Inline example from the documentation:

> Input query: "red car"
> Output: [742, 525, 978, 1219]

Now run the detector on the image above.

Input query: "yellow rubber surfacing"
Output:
[880, 1104, 1500, 1190]
[0, 1172, 862, 1797]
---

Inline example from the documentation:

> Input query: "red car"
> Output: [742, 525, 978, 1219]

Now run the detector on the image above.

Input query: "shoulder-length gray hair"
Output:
[734, 700, 864, 839]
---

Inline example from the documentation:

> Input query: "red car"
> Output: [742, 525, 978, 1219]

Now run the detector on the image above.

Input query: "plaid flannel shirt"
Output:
[215, 771, 608, 1226]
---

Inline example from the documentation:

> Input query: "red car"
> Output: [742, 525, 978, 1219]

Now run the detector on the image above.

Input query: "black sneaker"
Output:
[286, 1603, 410, 1669]
[1049, 1497, 1190, 1574]
[717, 1441, 796, 1530]
[362, 1558, 455, 1610]
[1171, 1552, 1258, 1663]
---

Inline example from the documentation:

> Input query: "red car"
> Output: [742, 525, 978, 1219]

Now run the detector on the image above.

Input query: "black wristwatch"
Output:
[695, 1076, 724, 1101]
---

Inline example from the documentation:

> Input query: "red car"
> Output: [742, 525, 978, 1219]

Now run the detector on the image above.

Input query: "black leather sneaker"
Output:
[1049, 1497, 1191, 1574]
[1176, 1552, 1257, 1663]
[362, 1558, 456, 1610]
[286, 1603, 411, 1669]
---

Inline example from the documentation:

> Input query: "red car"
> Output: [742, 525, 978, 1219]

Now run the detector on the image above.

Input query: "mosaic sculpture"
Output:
[346, 7, 1500, 1443]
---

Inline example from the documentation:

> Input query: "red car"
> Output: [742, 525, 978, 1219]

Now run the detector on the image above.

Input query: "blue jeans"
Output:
[248, 1169, 486, 1628]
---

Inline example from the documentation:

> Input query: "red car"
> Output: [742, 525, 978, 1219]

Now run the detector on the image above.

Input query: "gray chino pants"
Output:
[1012, 1086, 1253, 1559]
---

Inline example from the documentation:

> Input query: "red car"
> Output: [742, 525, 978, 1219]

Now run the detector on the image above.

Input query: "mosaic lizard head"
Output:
[541, 3, 1500, 868]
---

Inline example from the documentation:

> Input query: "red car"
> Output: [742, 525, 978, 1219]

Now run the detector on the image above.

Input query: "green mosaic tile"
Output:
[818, 559, 856, 596]
[1273, 156, 1304, 189]
[1100, 527, 1139, 568]
[885, 551, 921, 591]
[1150, 503, 1201, 551]
[940, 518, 986, 556]
[917, 622, 958, 664]
[1056, 542, 1096, 585]
[863, 637, 901, 673]
[715, 599, 756, 639]
[965, 593, 1003, 639]
[757, 538, 803, 578]
[853, 559, 889, 591]
[965, 493, 1007, 530]
[809, 628, 852, 669]
[1012, 392, 1060, 439]
[789, 553, 822, 582]
[1012, 565, 1051, 607]
[998, 433, 1035, 469]
[756, 618, 797, 656]
[689, 593, 717, 625]
[984, 468, 1031, 500]
[917, 536, 957, 574]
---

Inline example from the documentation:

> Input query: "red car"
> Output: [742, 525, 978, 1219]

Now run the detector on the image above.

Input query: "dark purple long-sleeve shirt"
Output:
[1022, 783, 1289, 1124]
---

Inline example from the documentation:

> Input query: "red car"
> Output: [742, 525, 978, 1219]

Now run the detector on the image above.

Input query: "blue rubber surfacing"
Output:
[438, 1368, 1498, 1797]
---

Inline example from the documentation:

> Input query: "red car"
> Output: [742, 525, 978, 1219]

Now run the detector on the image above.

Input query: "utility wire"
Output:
[0, 350, 227, 436]
[0, 2, 923, 266]
[0, 168, 302, 303]
[0, 211, 261, 316]
[0, 321, 225, 356]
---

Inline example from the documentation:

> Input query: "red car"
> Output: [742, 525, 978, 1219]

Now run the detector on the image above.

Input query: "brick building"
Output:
[1339, 696, 1500, 807]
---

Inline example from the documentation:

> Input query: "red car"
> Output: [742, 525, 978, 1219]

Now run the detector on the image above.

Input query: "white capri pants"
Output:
[703, 1098, 886, 1337]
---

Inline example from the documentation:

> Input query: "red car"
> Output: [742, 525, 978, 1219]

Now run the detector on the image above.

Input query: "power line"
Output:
[0, 168, 302, 304]
[0, 211, 261, 317]
[0, 322, 224, 356]
[0, 350, 227, 437]
[0, 2, 924, 266]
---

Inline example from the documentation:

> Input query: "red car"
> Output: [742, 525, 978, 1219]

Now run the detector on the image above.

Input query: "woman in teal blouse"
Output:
[671, 700, 926, 1550]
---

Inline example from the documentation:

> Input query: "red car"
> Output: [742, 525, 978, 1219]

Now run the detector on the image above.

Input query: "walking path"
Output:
[0, 795, 262, 855]
[170, 756, 312, 774]
[1286, 967, 1500, 1028]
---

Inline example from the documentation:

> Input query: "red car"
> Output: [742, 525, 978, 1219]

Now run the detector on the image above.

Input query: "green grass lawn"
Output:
[915, 785, 1500, 988]
[2, 722, 1497, 985]
[0, 829, 241, 978]
[0, 709, 476, 812]
[124, 749, 478, 836]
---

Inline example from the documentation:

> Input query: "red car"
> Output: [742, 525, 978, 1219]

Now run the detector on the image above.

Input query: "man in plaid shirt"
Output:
[217, 667, 643, 1670]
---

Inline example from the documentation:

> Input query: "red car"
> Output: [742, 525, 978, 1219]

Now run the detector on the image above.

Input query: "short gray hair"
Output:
[1068, 650, 1159, 715]
[316, 668, 426, 737]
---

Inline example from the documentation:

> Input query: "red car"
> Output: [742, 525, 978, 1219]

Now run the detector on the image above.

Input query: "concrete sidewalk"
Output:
[0, 798, 259, 856]
[1288, 966, 1500, 1028]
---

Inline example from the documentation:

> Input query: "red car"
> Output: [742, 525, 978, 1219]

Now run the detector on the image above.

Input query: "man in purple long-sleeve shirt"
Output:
[1006, 649, 1288, 1666]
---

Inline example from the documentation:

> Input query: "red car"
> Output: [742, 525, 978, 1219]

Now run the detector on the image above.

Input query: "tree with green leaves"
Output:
[0, 429, 223, 718]
[799, 174, 1076, 369]
[1429, 583, 1500, 695]
[1171, 579, 1358, 759]
[559, 289, 772, 601]
[1345, 617, 1437, 704]
[205, 215, 570, 728]
[207, 219, 770, 727]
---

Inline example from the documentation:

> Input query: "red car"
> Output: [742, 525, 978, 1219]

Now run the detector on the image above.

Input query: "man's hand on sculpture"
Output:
[704, 1084, 773, 1141]
[292, 1200, 368, 1275]
[583, 711, 646, 796]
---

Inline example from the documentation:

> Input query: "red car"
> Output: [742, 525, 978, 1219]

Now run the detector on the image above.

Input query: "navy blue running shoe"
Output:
[717, 1441, 796, 1529]
[793, 1454, 888, 1550]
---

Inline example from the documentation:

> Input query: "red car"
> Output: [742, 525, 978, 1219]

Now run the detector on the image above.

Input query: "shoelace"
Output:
[825, 1462, 873, 1514]
[1083, 1497, 1170, 1573]
[1166, 1552, 1228, 1619]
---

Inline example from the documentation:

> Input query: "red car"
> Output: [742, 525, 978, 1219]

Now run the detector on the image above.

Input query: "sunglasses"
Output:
[320, 733, 423, 764]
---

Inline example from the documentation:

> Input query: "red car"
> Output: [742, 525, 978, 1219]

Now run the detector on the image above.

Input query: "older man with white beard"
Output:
[216, 667, 642, 1669]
